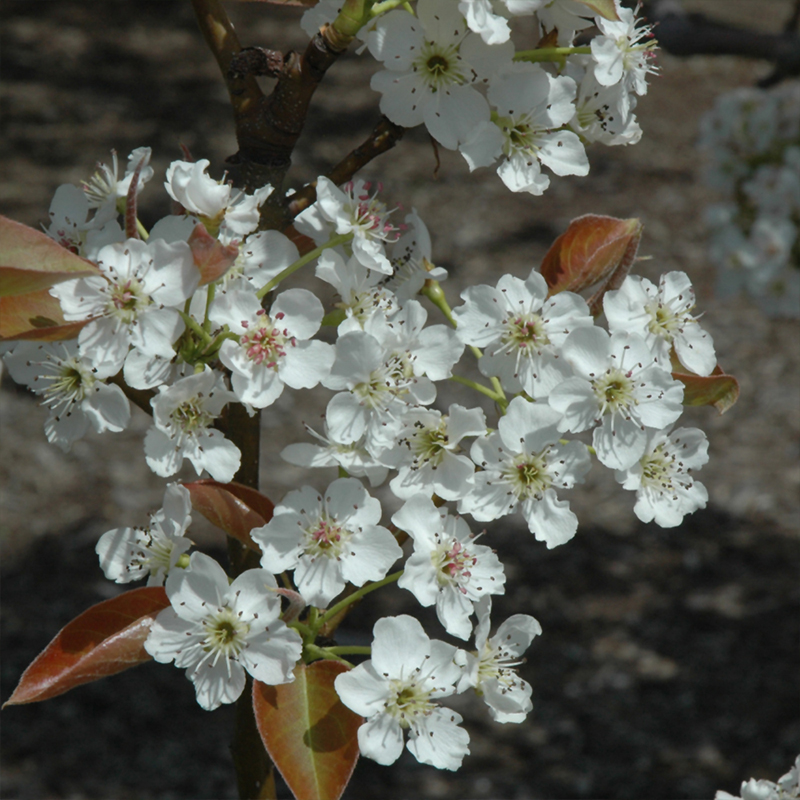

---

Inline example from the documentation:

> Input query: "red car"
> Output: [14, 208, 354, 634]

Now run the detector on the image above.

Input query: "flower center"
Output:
[496, 113, 541, 159]
[240, 310, 293, 369]
[407, 421, 450, 469]
[202, 607, 250, 660]
[304, 514, 349, 558]
[433, 538, 477, 593]
[503, 451, 552, 500]
[108, 277, 150, 324]
[502, 313, 549, 354]
[385, 677, 435, 728]
[646, 302, 681, 341]
[414, 41, 466, 92]
[593, 368, 635, 415]
[170, 397, 214, 434]
[343, 181, 401, 243]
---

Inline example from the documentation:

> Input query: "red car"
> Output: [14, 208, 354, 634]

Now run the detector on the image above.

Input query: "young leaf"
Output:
[183, 479, 274, 552]
[188, 222, 240, 285]
[0, 289, 87, 341]
[3, 587, 169, 706]
[253, 661, 362, 800]
[0, 214, 99, 297]
[540, 214, 642, 301]
[675, 365, 740, 414]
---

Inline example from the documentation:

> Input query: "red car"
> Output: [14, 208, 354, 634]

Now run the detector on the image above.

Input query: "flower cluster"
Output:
[304, 0, 653, 195]
[3, 1, 723, 777]
[4, 138, 716, 766]
[699, 81, 800, 317]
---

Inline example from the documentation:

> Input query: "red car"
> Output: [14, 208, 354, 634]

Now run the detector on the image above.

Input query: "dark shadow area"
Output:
[2, 509, 798, 799]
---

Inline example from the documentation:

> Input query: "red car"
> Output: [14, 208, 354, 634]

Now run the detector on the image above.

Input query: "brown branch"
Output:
[287, 116, 407, 219]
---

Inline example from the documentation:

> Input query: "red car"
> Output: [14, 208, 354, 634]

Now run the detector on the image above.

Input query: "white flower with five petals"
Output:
[144, 552, 303, 710]
[252, 478, 402, 608]
[334, 615, 470, 770]
[393, 495, 506, 640]
[460, 397, 591, 547]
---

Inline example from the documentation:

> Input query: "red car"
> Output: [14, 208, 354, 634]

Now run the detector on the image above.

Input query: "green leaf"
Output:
[0, 288, 87, 341]
[0, 214, 99, 297]
[675, 365, 740, 414]
[253, 661, 362, 800]
[3, 587, 169, 706]
[183, 479, 274, 551]
[540, 214, 643, 307]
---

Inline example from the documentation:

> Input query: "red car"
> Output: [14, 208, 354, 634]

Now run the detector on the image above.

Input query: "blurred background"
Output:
[1, 1, 798, 798]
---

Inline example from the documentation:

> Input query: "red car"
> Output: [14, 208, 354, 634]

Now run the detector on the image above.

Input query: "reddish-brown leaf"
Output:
[253, 661, 362, 800]
[540, 215, 643, 301]
[0, 215, 99, 297]
[183, 480, 274, 551]
[0, 289, 87, 341]
[188, 223, 239, 285]
[3, 587, 169, 706]
[675, 365, 740, 414]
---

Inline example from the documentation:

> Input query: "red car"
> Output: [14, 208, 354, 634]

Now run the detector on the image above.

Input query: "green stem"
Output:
[325, 645, 371, 656]
[303, 643, 354, 666]
[514, 45, 591, 65]
[179, 310, 213, 345]
[136, 218, 149, 240]
[203, 282, 217, 332]
[315, 570, 403, 629]
[256, 233, 353, 299]
[449, 374, 503, 403]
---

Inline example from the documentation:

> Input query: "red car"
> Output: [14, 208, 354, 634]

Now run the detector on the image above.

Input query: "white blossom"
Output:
[460, 397, 590, 547]
[96, 483, 193, 585]
[82, 147, 154, 212]
[252, 478, 402, 608]
[549, 328, 685, 470]
[145, 552, 303, 710]
[393, 495, 506, 640]
[164, 159, 271, 239]
[366, 0, 513, 150]
[3, 340, 130, 451]
[603, 271, 717, 376]
[383, 404, 486, 501]
[50, 238, 199, 376]
[452, 268, 593, 398]
[281, 419, 389, 487]
[456, 596, 541, 723]
[294, 177, 400, 274]
[210, 288, 334, 409]
[460, 62, 589, 195]
[144, 367, 241, 482]
[615, 426, 709, 527]
[334, 615, 469, 770]
[590, 5, 658, 96]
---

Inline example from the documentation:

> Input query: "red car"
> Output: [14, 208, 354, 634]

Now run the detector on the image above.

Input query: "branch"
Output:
[286, 116, 406, 219]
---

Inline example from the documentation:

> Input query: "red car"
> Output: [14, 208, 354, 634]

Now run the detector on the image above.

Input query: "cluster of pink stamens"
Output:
[441, 539, 477, 594]
[345, 180, 406, 242]
[240, 309, 293, 368]
[310, 519, 343, 548]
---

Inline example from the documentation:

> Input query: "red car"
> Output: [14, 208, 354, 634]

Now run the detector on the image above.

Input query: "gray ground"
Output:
[1, 1, 798, 799]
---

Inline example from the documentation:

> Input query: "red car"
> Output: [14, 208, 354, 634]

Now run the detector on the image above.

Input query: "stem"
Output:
[316, 570, 403, 629]
[303, 643, 354, 666]
[449, 374, 504, 402]
[256, 233, 352, 298]
[514, 45, 591, 64]
[325, 645, 371, 656]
